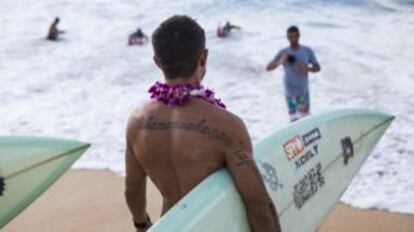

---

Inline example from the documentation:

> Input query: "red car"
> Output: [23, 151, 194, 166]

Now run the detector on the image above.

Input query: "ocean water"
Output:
[0, 0, 413, 213]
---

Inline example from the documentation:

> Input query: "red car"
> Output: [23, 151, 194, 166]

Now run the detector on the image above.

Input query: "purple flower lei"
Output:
[148, 81, 226, 109]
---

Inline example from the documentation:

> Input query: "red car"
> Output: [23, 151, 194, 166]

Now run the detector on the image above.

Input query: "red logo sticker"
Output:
[284, 135, 305, 160]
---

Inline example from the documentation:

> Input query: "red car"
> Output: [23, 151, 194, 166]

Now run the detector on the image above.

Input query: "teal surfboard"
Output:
[149, 109, 394, 232]
[0, 136, 90, 229]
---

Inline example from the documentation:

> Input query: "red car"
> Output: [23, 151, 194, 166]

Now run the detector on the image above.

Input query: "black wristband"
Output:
[133, 216, 151, 229]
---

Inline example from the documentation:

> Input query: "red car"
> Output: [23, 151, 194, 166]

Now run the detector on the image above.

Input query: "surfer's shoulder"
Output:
[126, 101, 157, 133]
[214, 109, 249, 142]
[128, 101, 150, 118]
[223, 110, 244, 126]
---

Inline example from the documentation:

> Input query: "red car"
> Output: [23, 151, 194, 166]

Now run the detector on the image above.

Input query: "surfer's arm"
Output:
[125, 121, 150, 230]
[225, 118, 282, 232]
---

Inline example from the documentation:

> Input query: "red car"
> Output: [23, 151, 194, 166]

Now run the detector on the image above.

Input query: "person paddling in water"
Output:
[124, 15, 282, 232]
[217, 21, 241, 38]
[266, 26, 321, 122]
[128, 28, 149, 46]
[46, 17, 65, 41]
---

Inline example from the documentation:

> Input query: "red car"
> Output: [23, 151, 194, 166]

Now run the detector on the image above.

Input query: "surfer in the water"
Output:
[266, 26, 321, 122]
[125, 15, 282, 232]
[46, 17, 65, 41]
[128, 28, 149, 46]
[217, 21, 241, 38]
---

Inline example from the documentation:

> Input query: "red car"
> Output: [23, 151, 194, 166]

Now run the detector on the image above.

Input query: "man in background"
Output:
[266, 26, 321, 122]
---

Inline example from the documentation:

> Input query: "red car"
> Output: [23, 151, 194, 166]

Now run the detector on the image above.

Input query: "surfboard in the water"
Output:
[149, 109, 394, 232]
[0, 136, 90, 229]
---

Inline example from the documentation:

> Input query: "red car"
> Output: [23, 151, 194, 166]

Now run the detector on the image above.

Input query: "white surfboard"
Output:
[0, 136, 90, 229]
[149, 109, 394, 232]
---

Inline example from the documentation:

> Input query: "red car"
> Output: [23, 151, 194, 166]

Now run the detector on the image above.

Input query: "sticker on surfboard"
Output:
[283, 128, 321, 161]
[341, 137, 354, 165]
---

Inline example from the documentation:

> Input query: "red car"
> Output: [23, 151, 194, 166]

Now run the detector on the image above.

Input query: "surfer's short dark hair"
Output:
[287, 25, 300, 34]
[152, 15, 206, 79]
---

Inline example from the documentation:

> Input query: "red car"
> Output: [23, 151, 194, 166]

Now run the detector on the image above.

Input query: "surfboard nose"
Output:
[343, 108, 395, 134]
[0, 136, 90, 229]
[363, 109, 395, 123]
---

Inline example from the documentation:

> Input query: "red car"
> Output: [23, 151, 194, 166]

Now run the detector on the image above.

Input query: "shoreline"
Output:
[3, 170, 414, 232]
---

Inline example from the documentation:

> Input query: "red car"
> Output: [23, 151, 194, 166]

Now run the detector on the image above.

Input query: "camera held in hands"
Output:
[287, 54, 296, 65]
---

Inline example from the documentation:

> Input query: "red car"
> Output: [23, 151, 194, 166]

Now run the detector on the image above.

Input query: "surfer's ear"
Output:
[199, 49, 208, 67]
[153, 55, 162, 68]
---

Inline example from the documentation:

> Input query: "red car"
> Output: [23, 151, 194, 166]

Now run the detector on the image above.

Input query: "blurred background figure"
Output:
[46, 17, 65, 41]
[128, 28, 149, 46]
[216, 21, 241, 38]
[266, 26, 320, 122]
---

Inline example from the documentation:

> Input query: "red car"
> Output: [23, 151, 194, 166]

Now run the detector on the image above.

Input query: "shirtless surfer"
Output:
[125, 15, 282, 232]
[46, 17, 65, 41]
[128, 28, 149, 46]
[217, 21, 241, 38]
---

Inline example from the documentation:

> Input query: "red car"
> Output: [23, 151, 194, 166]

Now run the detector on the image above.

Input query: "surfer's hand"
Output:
[133, 215, 152, 232]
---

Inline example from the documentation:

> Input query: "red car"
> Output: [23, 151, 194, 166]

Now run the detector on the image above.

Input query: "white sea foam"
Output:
[0, 0, 413, 213]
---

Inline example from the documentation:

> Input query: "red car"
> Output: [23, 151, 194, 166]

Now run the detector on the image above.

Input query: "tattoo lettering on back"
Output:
[135, 115, 234, 146]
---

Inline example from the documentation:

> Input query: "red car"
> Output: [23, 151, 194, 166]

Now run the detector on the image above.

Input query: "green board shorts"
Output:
[285, 92, 310, 116]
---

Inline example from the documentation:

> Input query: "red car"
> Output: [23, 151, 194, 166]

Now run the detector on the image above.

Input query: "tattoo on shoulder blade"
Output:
[135, 115, 235, 145]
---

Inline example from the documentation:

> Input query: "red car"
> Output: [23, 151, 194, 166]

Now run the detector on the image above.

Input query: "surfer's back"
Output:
[124, 15, 281, 231]
[127, 99, 238, 214]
